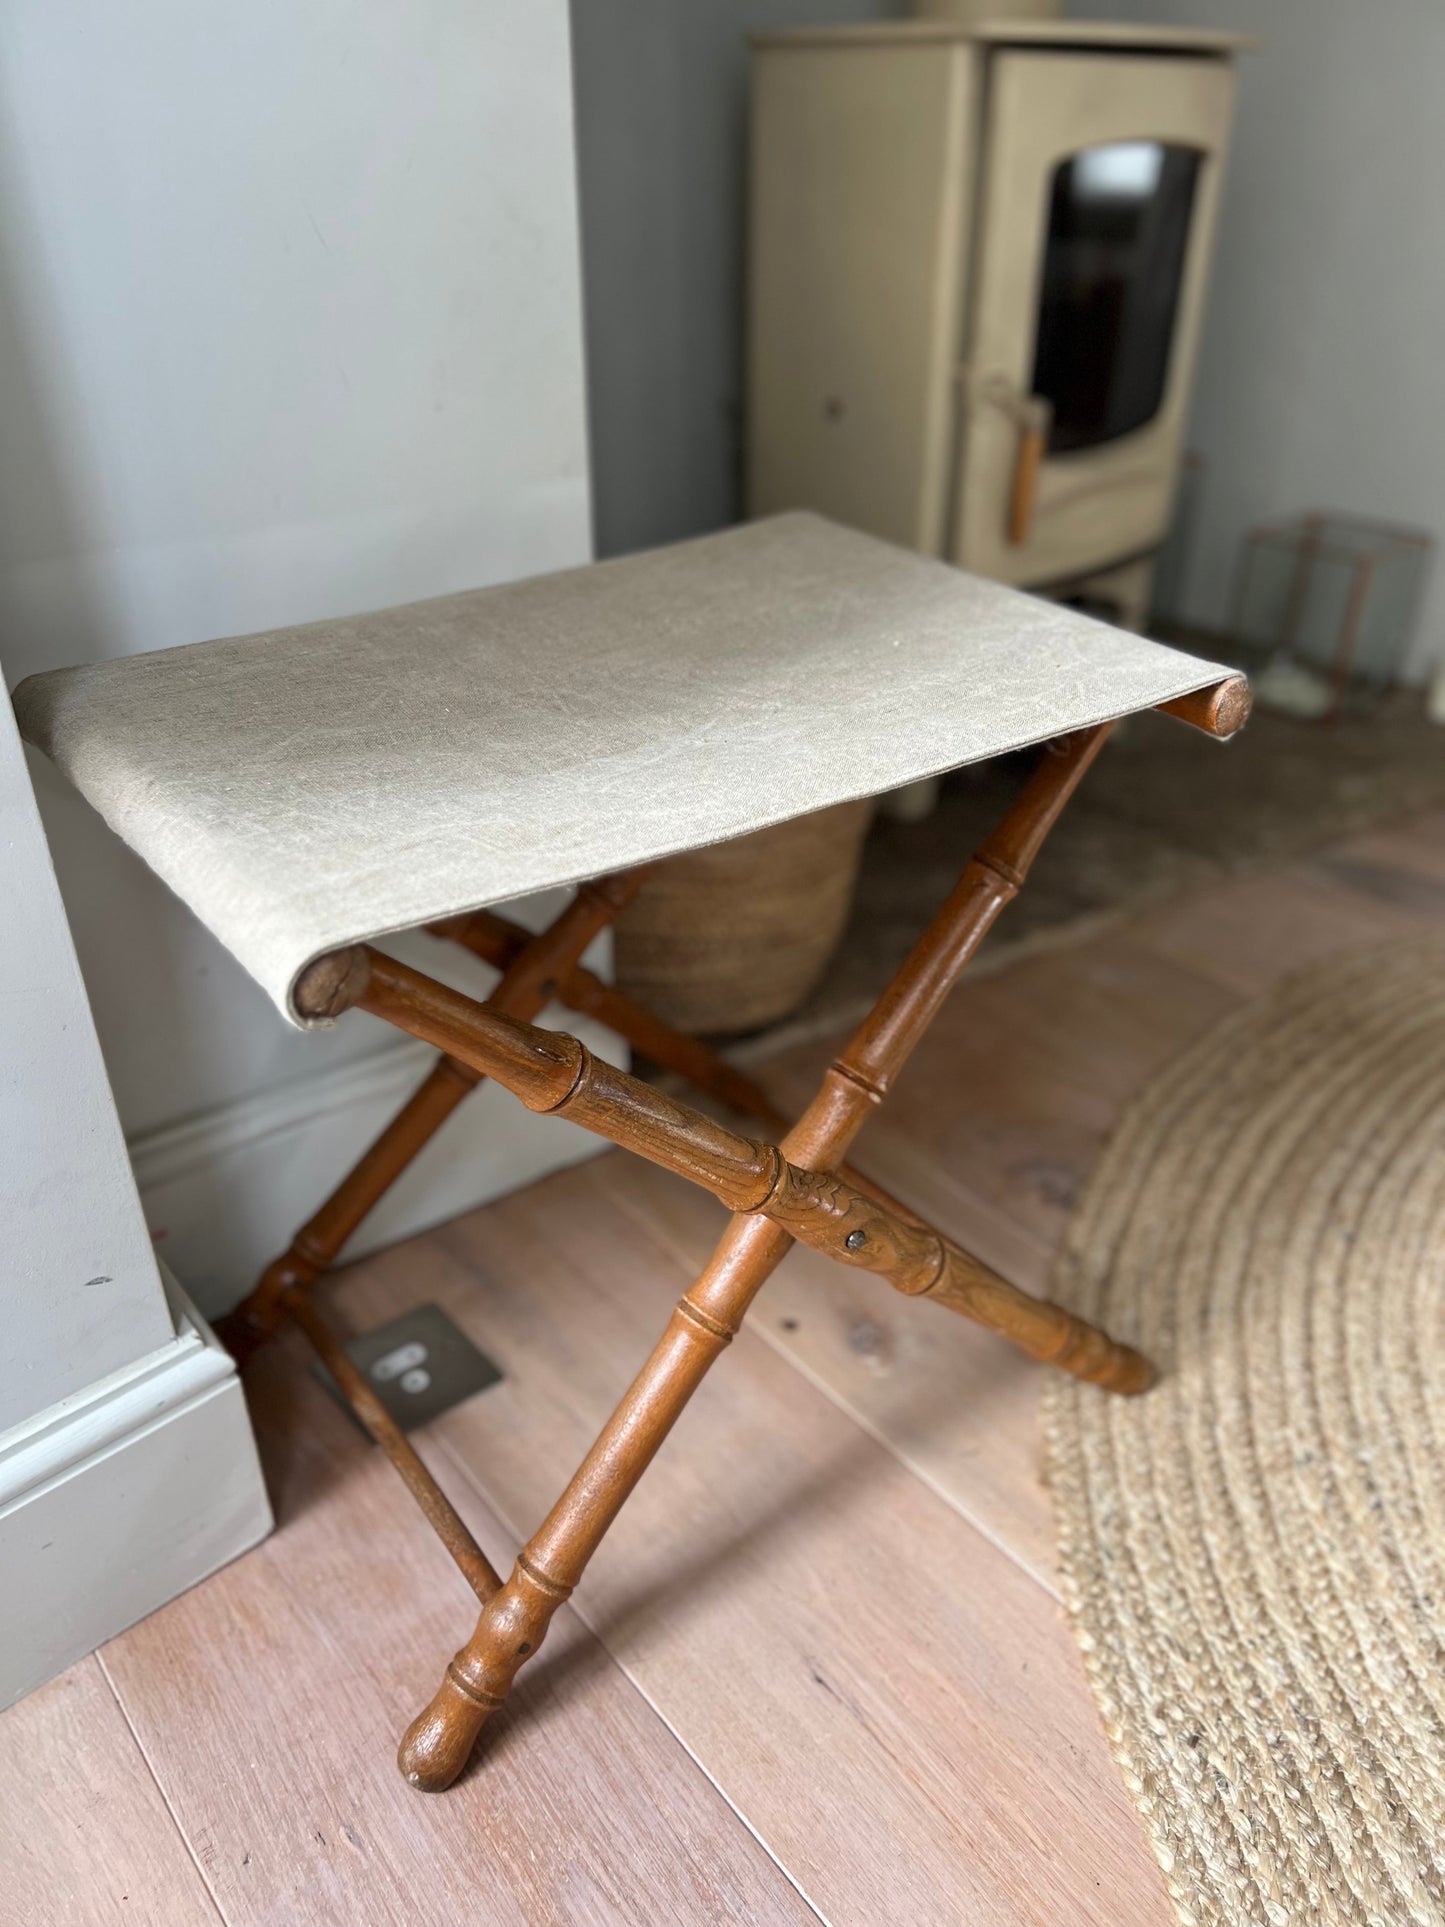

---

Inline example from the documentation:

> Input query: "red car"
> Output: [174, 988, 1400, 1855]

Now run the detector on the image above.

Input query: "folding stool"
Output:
[14, 512, 1249, 1790]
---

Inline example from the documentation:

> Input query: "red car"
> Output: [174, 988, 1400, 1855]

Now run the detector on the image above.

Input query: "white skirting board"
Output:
[0, 1267, 272, 1710]
[129, 1005, 625, 1322]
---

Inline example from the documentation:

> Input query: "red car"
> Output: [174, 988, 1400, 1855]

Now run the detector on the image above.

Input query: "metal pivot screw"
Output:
[845, 1229, 868, 1251]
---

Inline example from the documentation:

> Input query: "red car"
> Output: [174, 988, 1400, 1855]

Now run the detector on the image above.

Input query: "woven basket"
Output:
[614, 800, 874, 1036]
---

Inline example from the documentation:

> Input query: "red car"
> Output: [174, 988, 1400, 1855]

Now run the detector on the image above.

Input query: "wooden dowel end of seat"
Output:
[294, 945, 373, 1022]
[1155, 675, 1252, 740]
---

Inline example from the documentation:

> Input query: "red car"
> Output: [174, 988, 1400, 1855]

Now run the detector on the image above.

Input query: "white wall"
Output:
[0, 0, 592, 1146]
[1, 3, 591, 1700]
[1069, 0, 1445, 682]
[1, 675, 271, 1705]
[0, 693, 172, 1423]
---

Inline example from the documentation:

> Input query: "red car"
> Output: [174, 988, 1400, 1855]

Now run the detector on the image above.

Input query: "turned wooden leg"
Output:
[223, 1054, 481, 1359]
[222, 869, 650, 1362]
[399, 1212, 790, 1789]
[399, 1557, 573, 1789]
[436, 906, 791, 1133]
[295, 725, 1154, 1788]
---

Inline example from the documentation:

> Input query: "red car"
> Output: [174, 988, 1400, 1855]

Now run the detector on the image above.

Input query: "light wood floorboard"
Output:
[1127, 854, 1442, 999]
[0, 1658, 221, 1926]
[6, 809, 1438, 1925]
[342, 1184, 1174, 1926]
[97, 1330, 821, 1927]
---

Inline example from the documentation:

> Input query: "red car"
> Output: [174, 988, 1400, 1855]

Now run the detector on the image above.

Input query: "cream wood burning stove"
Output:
[747, 8, 1249, 626]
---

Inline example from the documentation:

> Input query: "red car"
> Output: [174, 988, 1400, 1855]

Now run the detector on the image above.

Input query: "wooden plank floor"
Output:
[4, 808, 1442, 1926]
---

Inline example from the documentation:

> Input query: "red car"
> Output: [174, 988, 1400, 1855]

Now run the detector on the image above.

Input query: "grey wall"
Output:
[1070, 0, 1445, 681]
[570, 0, 902, 559]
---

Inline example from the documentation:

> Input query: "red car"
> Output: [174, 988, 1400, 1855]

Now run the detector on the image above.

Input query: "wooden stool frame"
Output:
[224, 680, 1248, 1791]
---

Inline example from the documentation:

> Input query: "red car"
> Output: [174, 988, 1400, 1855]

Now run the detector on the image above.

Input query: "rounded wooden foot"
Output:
[397, 1666, 500, 1792]
[1103, 1343, 1157, 1396]
[399, 1557, 571, 1791]
[1055, 1323, 1157, 1394]
[217, 1253, 321, 1364]
[214, 1300, 287, 1367]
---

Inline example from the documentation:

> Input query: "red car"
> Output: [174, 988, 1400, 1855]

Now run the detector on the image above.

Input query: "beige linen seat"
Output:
[12, 510, 1248, 1804]
[14, 511, 1231, 1025]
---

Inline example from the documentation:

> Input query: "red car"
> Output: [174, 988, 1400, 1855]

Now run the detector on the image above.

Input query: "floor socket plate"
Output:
[315, 1302, 503, 1432]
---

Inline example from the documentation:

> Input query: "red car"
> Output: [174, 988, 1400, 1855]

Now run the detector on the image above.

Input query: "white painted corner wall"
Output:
[0, 688, 270, 1708]
[0, 695, 173, 1424]
[0, 1267, 273, 1711]
[0, 0, 601, 1317]
[1, 0, 599, 1706]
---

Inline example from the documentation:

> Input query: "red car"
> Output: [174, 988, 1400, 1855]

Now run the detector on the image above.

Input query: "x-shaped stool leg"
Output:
[222, 810, 919, 1608]
[283, 721, 1156, 1790]
[225, 866, 656, 1359]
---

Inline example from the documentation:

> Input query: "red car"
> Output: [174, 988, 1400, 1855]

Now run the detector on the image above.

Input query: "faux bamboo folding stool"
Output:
[13, 512, 1249, 1792]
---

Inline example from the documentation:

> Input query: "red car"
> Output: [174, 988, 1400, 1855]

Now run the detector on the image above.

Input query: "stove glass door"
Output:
[1032, 141, 1203, 454]
[950, 50, 1234, 588]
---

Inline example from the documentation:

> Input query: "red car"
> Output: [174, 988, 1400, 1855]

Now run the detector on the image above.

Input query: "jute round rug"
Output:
[1046, 939, 1445, 1927]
